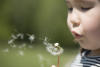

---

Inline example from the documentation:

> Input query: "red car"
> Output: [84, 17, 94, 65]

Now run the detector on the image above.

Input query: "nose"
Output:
[70, 11, 80, 28]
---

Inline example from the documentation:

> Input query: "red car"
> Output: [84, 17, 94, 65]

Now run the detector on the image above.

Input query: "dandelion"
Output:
[43, 37, 64, 67]
[53, 43, 63, 67]
[44, 42, 63, 56]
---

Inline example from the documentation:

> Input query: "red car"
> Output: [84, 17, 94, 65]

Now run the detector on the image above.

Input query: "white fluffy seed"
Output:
[54, 43, 59, 47]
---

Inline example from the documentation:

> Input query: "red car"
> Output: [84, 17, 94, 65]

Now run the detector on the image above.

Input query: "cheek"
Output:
[67, 16, 72, 31]
[85, 25, 100, 40]
[82, 14, 100, 40]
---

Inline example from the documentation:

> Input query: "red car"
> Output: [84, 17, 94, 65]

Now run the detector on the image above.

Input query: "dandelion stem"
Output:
[57, 55, 60, 67]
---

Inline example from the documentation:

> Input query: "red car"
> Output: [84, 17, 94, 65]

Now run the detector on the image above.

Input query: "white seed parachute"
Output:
[43, 37, 64, 56]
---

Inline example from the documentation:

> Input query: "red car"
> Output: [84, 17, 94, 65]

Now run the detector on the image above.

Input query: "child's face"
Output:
[66, 0, 100, 50]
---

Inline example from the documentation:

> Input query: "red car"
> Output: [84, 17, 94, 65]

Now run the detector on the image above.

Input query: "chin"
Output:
[79, 40, 99, 50]
[80, 45, 100, 50]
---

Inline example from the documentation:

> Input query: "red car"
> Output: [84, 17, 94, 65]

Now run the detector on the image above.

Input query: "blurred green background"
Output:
[0, 0, 79, 67]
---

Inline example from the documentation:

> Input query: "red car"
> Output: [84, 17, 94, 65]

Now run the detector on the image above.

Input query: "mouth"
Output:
[71, 31, 83, 39]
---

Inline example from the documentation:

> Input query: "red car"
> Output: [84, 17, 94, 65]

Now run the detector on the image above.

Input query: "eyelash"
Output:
[80, 7, 92, 11]
[67, 7, 92, 12]
[68, 8, 73, 12]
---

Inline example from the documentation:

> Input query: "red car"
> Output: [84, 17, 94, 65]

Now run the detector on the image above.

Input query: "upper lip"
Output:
[71, 31, 83, 38]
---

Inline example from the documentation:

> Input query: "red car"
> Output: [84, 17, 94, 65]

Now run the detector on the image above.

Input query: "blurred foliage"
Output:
[0, 0, 79, 48]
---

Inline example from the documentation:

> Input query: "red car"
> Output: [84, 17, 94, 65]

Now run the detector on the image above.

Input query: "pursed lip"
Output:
[71, 31, 83, 39]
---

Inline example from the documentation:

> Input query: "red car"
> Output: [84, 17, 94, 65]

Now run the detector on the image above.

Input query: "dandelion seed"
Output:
[40, 64, 44, 67]
[22, 43, 26, 47]
[43, 37, 48, 46]
[18, 43, 26, 48]
[27, 34, 35, 43]
[18, 46, 22, 48]
[51, 65, 56, 67]
[2, 48, 9, 53]
[11, 34, 17, 39]
[10, 44, 16, 48]
[28, 45, 33, 48]
[17, 33, 24, 39]
[8, 39, 15, 44]
[37, 54, 44, 67]
[21, 43, 26, 47]
[54, 43, 59, 47]
[37, 54, 44, 62]
[43, 37, 52, 47]
[8, 39, 17, 48]
[18, 50, 24, 56]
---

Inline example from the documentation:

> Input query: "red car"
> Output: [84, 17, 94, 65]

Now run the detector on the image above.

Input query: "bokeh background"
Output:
[0, 0, 79, 67]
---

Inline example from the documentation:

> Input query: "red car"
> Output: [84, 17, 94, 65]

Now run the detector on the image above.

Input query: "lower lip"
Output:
[71, 31, 83, 39]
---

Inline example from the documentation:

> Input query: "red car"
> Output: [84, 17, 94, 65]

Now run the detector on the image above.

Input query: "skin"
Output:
[66, 0, 100, 56]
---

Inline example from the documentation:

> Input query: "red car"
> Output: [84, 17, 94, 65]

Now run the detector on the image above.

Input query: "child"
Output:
[66, 0, 100, 67]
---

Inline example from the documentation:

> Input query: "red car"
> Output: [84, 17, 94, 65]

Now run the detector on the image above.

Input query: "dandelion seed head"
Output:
[51, 47, 64, 56]
[43, 37, 64, 56]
